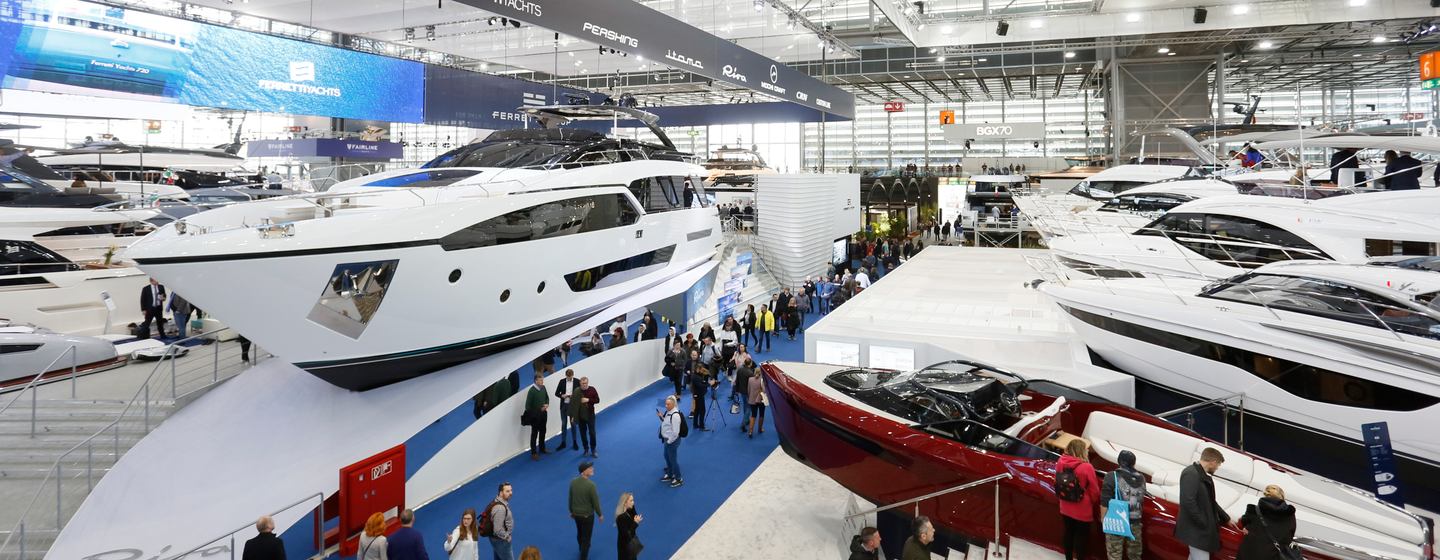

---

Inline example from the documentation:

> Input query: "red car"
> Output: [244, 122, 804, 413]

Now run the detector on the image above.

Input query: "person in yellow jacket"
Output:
[755, 304, 776, 353]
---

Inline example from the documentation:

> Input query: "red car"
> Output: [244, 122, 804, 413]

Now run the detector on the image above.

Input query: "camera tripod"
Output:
[705, 382, 728, 428]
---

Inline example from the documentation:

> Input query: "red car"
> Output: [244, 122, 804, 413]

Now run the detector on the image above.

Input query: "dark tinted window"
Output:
[1202, 274, 1440, 340]
[628, 176, 686, 213]
[565, 244, 676, 291]
[1062, 304, 1439, 411]
[1100, 194, 1191, 213]
[0, 239, 77, 275]
[423, 142, 572, 169]
[1137, 213, 1328, 267]
[363, 169, 482, 188]
[1069, 180, 1152, 200]
[439, 194, 640, 251]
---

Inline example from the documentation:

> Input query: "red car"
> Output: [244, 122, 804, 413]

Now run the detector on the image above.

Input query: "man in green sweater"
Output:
[569, 461, 603, 560]
[525, 372, 549, 460]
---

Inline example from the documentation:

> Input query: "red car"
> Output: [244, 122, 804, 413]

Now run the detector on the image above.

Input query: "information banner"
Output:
[246, 138, 404, 160]
[1362, 422, 1405, 507]
[0, 0, 424, 122]
[460, 0, 854, 118]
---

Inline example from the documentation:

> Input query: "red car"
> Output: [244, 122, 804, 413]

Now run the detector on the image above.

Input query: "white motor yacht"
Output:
[37, 143, 258, 201]
[0, 164, 157, 262]
[0, 236, 148, 335]
[1028, 177, 1240, 238]
[1014, 164, 1200, 235]
[1046, 189, 1440, 280]
[1037, 258, 1440, 510]
[125, 106, 723, 391]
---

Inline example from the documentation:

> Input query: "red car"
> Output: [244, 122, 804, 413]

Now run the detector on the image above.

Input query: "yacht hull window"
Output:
[565, 245, 676, 292]
[439, 194, 641, 251]
[306, 260, 400, 339]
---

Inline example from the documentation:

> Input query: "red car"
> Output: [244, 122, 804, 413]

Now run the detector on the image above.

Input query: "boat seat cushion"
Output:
[1004, 396, 1066, 439]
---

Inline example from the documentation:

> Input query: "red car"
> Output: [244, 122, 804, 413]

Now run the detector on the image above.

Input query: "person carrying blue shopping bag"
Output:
[1101, 450, 1147, 560]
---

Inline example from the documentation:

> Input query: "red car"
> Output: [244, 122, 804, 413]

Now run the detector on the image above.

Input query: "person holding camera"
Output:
[690, 365, 714, 432]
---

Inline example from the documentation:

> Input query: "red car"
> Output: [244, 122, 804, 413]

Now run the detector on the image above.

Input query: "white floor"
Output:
[674, 448, 856, 560]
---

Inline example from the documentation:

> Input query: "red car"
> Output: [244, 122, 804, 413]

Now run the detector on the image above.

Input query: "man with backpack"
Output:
[480, 483, 514, 560]
[1101, 450, 1146, 560]
[657, 395, 685, 488]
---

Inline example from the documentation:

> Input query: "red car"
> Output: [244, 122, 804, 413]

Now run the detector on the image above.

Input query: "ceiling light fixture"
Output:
[941, 25, 954, 34]
[1064, 51, 1076, 58]
[1257, 40, 1274, 49]
[754, 0, 765, 12]
[1125, 12, 1141, 22]
[1372, 35, 1388, 43]
[929, 48, 938, 53]
[1158, 47, 1170, 53]
[1231, 4, 1250, 15]
[1029, 19, 1044, 28]
[977, 57, 988, 62]
[937, 56, 946, 62]
[1348, 0, 1365, 5]
[1167, 52, 1176, 56]
[479, 63, 489, 70]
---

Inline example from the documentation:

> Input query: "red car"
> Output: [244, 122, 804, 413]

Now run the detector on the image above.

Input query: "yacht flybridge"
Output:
[125, 106, 722, 391]
[1035, 258, 1440, 509]
[1046, 189, 1440, 280]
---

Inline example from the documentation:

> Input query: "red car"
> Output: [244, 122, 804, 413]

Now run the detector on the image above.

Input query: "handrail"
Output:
[170, 492, 326, 560]
[1157, 391, 1246, 449]
[0, 345, 77, 419]
[845, 473, 1013, 520]
[0, 327, 248, 557]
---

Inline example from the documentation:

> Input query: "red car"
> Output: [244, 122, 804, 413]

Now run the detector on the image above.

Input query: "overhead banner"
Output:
[246, 138, 404, 160]
[459, 0, 854, 119]
[425, 65, 589, 129]
[0, 0, 425, 122]
[942, 122, 1048, 142]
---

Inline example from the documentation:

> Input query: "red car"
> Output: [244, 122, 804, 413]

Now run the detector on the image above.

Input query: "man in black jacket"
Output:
[1176, 447, 1230, 560]
[848, 526, 881, 560]
[138, 278, 167, 339]
[1328, 148, 1360, 185]
[555, 369, 581, 451]
[242, 516, 286, 560]
[1385, 151, 1424, 190]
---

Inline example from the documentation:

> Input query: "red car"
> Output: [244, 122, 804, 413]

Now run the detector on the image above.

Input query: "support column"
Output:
[1106, 48, 1124, 162]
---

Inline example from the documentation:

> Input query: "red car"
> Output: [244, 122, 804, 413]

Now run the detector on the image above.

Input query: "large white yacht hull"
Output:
[1041, 281, 1440, 507]
[0, 267, 148, 335]
[129, 175, 722, 390]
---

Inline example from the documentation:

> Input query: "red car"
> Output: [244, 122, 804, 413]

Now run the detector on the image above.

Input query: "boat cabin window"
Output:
[0, 239, 78, 275]
[1364, 239, 1438, 258]
[1069, 180, 1151, 200]
[629, 176, 708, 211]
[1099, 193, 1193, 214]
[1062, 304, 1440, 411]
[439, 193, 640, 251]
[1137, 212, 1329, 267]
[361, 169, 482, 189]
[1202, 273, 1440, 340]
[565, 244, 676, 292]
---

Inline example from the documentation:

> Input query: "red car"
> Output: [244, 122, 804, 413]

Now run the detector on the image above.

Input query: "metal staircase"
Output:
[686, 231, 785, 333]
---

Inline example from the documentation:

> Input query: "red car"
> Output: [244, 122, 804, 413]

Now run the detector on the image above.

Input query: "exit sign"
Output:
[884, 101, 906, 112]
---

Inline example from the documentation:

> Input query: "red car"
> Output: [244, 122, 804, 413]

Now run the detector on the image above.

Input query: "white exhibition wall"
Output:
[408, 339, 666, 507]
[756, 173, 861, 288]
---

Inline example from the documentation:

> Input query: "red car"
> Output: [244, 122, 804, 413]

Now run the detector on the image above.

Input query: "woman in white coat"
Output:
[444, 508, 480, 560]
[358, 513, 388, 560]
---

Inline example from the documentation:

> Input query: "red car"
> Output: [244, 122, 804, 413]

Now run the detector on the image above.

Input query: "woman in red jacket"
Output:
[1057, 439, 1101, 560]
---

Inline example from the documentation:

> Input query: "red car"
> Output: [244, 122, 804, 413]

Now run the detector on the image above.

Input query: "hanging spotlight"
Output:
[996, 20, 1009, 36]
[510, 18, 521, 28]
[404, 27, 415, 41]
[425, 25, 436, 41]
[754, 0, 765, 12]
[786, 16, 796, 30]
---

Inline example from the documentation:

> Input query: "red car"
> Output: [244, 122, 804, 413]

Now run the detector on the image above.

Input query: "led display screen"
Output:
[0, 0, 424, 122]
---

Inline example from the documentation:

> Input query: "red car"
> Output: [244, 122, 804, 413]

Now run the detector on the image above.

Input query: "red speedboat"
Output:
[762, 360, 1431, 560]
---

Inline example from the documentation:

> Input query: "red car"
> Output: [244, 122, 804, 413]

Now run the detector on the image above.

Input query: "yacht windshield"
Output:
[0, 239, 80, 275]
[825, 361, 1026, 424]
[423, 142, 573, 169]
[1202, 273, 1440, 340]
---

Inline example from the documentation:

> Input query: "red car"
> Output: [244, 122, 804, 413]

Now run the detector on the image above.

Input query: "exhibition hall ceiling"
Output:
[165, 0, 1440, 101]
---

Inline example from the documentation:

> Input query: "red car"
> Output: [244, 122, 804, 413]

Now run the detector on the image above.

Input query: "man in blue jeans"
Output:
[486, 483, 514, 560]
[658, 395, 684, 488]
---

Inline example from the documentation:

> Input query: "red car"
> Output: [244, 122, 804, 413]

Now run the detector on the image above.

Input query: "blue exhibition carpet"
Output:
[409, 311, 823, 560]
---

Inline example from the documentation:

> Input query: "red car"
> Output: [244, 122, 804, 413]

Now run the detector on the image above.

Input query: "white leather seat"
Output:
[1004, 396, 1066, 438]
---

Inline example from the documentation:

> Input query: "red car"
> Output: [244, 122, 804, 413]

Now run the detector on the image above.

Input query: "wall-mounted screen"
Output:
[0, 0, 424, 122]
[868, 345, 915, 371]
[815, 340, 859, 366]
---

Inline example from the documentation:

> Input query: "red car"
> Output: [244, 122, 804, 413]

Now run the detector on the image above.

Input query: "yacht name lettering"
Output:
[493, 0, 542, 16]
[258, 80, 341, 97]
[492, 110, 527, 121]
[665, 50, 704, 70]
[722, 65, 748, 83]
[582, 22, 638, 48]
[89, 60, 150, 74]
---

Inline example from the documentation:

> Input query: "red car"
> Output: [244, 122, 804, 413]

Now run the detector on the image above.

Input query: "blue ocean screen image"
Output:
[0, 0, 196, 99]
[0, 0, 423, 122]
[181, 25, 424, 122]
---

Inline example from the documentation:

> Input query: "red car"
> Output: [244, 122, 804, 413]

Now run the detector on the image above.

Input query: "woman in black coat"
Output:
[1237, 485, 1297, 560]
[616, 492, 643, 559]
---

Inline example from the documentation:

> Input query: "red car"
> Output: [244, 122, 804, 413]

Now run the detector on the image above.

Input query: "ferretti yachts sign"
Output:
[461, 0, 854, 118]
[943, 122, 1047, 141]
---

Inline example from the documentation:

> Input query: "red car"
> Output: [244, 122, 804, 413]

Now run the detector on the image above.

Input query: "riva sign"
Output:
[942, 122, 1047, 141]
